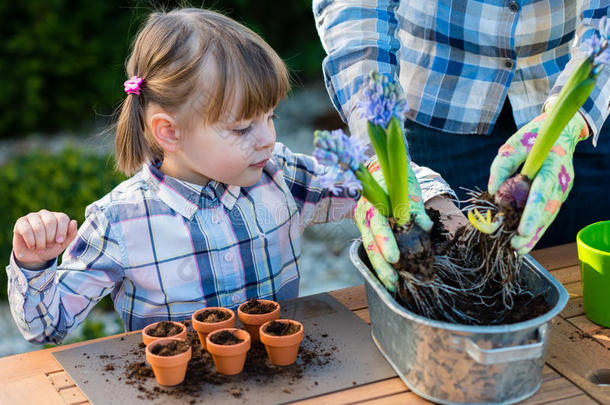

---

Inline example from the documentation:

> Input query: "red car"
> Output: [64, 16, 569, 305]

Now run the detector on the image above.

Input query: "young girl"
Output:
[7, 8, 452, 344]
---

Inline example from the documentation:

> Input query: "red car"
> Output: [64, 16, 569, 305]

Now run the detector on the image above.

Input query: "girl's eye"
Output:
[233, 125, 252, 136]
[268, 114, 277, 121]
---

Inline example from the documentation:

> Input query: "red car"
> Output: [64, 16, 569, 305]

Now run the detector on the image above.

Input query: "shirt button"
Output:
[508, 1, 519, 12]
[232, 295, 241, 304]
[504, 59, 514, 69]
[224, 253, 233, 262]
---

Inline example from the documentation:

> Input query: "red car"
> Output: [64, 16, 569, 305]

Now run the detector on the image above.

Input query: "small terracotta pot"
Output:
[237, 299, 280, 341]
[206, 328, 251, 375]
[145, 338, 192, 386]
[142, 321, 187, 346]
[191, 307, 236, 349]
[259, 319, 304, 366]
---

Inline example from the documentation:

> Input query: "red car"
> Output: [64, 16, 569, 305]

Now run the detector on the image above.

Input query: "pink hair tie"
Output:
[124, 75, 143, 95]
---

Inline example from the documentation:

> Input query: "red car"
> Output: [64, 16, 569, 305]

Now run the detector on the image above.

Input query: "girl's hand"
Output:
[488, 111, 589, 254]
[12, 210, 78, 270]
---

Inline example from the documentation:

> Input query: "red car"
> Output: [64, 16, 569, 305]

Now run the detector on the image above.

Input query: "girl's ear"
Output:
[150, 112, 181, 153]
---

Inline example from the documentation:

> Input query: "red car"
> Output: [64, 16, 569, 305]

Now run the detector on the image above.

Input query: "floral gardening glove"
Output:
[354, 159, 433, 292]
[488, 111, 589, 255]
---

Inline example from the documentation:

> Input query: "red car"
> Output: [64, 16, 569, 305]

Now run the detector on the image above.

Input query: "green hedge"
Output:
[0, 0, 324, 137]
[0, 147, 126, 300]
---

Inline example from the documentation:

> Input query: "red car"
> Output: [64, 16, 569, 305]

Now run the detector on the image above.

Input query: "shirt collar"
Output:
[143, 164, 240, 220]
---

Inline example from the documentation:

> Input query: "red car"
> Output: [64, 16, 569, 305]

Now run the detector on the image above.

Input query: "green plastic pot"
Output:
[577, 220, 610, 327]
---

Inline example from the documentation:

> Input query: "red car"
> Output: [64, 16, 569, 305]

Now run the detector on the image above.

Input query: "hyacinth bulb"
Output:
[495, 174, 532, 210]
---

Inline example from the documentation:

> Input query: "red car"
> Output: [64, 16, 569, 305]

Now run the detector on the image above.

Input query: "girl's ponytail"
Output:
[115, 78, 163, 175]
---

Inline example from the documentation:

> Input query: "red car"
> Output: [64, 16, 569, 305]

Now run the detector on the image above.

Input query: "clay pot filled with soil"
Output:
[191, 307, 235, 349]
[237, 299, 280, 341]
[142, 321, 187, 345]
[259, 319, 304, 366]
[206, 328, 251, 375]
[145, 338, 192, 386]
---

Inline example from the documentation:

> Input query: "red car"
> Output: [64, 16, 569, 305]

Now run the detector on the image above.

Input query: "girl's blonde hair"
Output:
[115, 8, 290, 175]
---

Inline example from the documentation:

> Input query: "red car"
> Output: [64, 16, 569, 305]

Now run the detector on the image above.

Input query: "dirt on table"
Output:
[264, 321, 301, 336]
[145, 321, 184, 337]
[149, 340, 190, 356]
[209, 330, 244, 345]
[114, 320, 337, 402]
[240, 299, 277, 314]
[195, 309, 231, 323]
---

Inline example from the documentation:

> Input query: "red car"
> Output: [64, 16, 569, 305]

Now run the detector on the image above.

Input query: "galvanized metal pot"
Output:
[350, 241, 569, 405]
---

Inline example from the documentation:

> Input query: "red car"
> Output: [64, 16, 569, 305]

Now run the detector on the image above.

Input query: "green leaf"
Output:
[356, 165, 391, 217]
[366, 121, 392, 209]
[385, 117, 410, 225]
[521, 78, 596, 179]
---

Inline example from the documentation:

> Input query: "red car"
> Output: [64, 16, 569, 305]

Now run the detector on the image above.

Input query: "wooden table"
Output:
[1, 243, 609, 405]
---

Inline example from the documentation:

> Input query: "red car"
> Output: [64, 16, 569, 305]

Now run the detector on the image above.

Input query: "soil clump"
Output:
[195, 309, 231, 323]
[146, 321, 184, 337]
[209, 330, 244, 345]
[240, 299, 277, 314]
[150, 340, 190, 356]
[264, 321, 301, 336]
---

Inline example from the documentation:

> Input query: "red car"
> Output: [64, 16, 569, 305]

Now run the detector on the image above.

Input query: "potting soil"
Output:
[145, 321, 184, 337]
[195, 309, 231, 323]
[240, 299, 277, 314]
[149, 340, 190, 356]
[264, 321, 301, 336]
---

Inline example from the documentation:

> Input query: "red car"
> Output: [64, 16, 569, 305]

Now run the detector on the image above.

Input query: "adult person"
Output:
[314, 1, 610, 250]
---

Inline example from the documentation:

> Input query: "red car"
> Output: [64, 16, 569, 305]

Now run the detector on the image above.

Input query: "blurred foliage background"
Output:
[0, 0, 325, 300]
[0, 0, 325, 137]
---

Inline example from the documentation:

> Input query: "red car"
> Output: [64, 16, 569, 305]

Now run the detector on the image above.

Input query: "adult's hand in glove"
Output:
[354, 159, 433, 292]
[488, 111, 589, 255]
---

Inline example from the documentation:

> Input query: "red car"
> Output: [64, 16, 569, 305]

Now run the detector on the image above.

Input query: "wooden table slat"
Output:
[521, 375, 592, 405]
[58, 385, 89, 405]
[544, 394, 598, 405]
[590, 329, 610, 350]
[0, 374, 66, 405]
[563, 281, 583, 298]
[546, 318, 610, 405]
[549, 265, 581, 285]
[47, 371, 76, 391]
[561, 297, 585, 318]
[292, 378, 407, 405]
[567, 315, 606, 335]
[530, 243, 579, 270]
[353, 391, 433, 405]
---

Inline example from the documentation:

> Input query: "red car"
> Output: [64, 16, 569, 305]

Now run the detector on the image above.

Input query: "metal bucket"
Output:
[349, 241, 569, 405]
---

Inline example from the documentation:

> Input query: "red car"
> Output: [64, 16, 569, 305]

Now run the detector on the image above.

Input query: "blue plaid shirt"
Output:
[314, 0, 610, 145]
[7, 142, 452, 344]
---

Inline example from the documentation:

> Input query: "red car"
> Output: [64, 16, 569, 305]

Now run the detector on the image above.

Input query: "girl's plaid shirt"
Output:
[6, 142, 452, 344]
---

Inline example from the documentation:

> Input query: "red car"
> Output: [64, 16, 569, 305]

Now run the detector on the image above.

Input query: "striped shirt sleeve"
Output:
[272, 143, 358, 231]
[549, 3, 610, 145]
[314, 0, 402, 145]
[6, 206, 125, 344]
